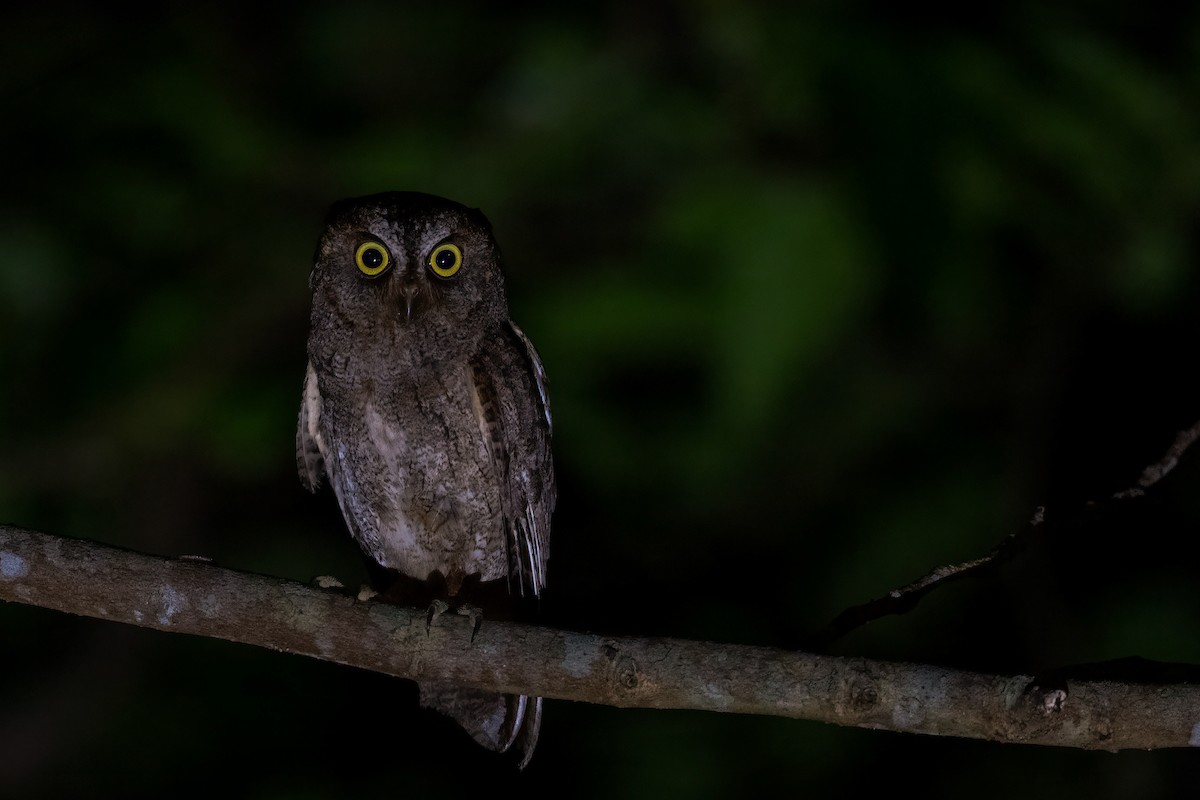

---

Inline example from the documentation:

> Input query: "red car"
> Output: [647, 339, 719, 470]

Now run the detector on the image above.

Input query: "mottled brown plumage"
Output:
[297, 191, 553, 767]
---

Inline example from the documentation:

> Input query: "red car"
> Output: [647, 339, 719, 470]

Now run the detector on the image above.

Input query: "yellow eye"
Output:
[355, 242, 391, 277]
[428, 243, 462, 278]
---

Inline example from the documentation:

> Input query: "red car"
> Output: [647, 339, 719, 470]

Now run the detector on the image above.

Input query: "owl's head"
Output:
[308, 191, 509, 359]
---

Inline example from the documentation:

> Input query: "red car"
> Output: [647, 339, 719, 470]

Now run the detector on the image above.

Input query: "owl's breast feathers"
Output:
[297, 320, 554, 598]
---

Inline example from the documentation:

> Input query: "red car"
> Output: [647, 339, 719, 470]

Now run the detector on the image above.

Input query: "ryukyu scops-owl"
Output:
[296, 191, 554, 767]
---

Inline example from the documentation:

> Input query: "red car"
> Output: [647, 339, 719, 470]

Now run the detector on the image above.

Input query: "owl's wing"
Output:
[296, 360, 327, 492]
[471, 321, 555, 597]
[509, 323, 552, 432]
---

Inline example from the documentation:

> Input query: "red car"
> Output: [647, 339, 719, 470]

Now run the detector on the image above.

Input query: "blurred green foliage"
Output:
[1, 2, 1199, 797]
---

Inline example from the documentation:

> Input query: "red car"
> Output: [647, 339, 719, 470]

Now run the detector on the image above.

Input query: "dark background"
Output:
[2, 2, 1199, 797]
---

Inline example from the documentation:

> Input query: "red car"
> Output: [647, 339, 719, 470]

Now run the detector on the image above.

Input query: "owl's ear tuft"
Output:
[324, 196, 365, 227]
[466, 206, 494, 234]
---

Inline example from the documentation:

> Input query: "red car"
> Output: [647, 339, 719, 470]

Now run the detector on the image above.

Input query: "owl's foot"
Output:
[424, 600, 484, 642]
[311, 575, 345, 590]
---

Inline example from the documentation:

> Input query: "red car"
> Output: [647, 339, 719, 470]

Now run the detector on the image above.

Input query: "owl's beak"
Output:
[399, 282, 419, 321]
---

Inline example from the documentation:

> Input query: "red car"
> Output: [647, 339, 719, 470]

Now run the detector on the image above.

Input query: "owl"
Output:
[296, 191, 554, 768]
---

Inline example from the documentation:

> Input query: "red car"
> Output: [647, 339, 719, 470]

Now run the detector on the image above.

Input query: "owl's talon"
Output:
[455, 603, 484, 642]
[426, 599, 451, 633]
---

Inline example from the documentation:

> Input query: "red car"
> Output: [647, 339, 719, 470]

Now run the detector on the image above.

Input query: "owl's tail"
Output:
[419, 683, 542, 769]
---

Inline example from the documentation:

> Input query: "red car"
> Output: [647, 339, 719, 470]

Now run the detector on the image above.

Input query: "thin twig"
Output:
[0, 525, 1197, 751]
[1118, 419, 1200, 498]
[807, 419, 1200, 649]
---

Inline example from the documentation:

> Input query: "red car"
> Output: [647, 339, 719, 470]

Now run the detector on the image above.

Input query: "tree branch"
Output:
[1, 525, 1197, 751]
